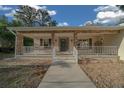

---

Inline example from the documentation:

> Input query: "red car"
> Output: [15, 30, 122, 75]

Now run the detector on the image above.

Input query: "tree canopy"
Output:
[14, 5, 57, 27]
[0, 5, 58, 50]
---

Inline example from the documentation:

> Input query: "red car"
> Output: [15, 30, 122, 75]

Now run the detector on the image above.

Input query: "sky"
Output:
[47, 5, 98, 26]
[0, 5, 124, 26]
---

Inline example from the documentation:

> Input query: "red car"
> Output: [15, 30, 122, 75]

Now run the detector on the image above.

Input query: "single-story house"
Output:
[8, 26, 124, 62]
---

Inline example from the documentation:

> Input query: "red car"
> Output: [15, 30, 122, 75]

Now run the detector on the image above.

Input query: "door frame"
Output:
[59, 37, 69, 52]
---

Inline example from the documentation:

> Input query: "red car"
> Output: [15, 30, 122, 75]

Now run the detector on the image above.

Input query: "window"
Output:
[40, 39, 43, 46]
[40, 38, 51, 48]
[77, 38, 92, 49]
[24, 37, 34, 46]
[89, 38, 92, 46]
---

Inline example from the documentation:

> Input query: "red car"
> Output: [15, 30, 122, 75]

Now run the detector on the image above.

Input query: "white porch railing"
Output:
[73, 47, 78, 62]
[22, 46, 118, 59]
[23, 46, 52, 55]
[77, 46, 118, 55]
[23, 46, 34, 53]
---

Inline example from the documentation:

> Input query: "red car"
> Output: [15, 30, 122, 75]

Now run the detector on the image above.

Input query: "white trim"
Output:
[73, 47, 78, 63]
[8, 29, 16, 36]
[78, 46, 118, 56]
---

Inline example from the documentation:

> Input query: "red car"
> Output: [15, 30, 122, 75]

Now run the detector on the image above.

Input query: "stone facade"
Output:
[16, 32, 23, 55]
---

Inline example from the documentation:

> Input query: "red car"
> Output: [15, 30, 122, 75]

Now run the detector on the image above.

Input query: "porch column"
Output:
[34, 38, 40, 49]
[52, 32, 56, 62]
[16, 32, 23, 55]
[52, 32, 55, 48]
[74, 32, 78, 47]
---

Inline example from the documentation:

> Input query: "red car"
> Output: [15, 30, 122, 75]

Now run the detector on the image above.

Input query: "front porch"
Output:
[20, 46, 118, 61]
[22, 45, 118, 58]
[13, 27, 120, 62]
[16, 45, 119, 63]
[22, 45, 118, 54]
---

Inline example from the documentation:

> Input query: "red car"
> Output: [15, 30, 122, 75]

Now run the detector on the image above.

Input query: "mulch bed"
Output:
[0, 60, 50, 88]
[79, 61, 124, 88]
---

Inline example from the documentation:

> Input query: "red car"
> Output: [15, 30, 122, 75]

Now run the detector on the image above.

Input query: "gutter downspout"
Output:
[7, 28, 17, 59]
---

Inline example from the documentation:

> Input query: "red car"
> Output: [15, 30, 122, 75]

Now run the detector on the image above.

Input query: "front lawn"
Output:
[79, 61, 124, 88]
[0, 59, 51, 88]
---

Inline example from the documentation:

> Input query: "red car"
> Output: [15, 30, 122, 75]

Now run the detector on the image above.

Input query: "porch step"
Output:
[56, 52, 73, 55]
[16, 55, 52, 60]
[16, 54, 77, 63]
[53, 55, 76, 63]
[55, 55, 74, 59]
[54, 60, 76, 63]
[55, 57, 75, 60]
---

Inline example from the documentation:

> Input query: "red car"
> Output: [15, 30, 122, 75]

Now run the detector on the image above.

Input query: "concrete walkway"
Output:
[38, 61, 96, 88]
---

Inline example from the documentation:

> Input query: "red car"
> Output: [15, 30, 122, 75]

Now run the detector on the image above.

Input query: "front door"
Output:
[59, 38, 69, 51]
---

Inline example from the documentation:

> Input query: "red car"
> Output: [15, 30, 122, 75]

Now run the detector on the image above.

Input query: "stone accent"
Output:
[74, 32, 78, 47]
[16, 32, 23, 55]
[52, 32, 55, 47]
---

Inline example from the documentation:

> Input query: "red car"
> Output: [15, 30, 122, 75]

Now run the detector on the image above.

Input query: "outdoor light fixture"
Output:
[55, 39, 57, 42]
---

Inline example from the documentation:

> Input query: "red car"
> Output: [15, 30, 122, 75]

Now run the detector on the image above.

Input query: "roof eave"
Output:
[7, 26, 124, 32]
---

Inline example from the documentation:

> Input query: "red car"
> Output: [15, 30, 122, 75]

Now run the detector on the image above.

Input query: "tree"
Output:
[0, 15, 22, 49]
[0, 15, 8, 31]
[35, 9, 52, 26]
[49, 20, 58, 26]
[15, 5, 37, 26]
[14, 5, 57, 27]
[0, 31, 15, 48]
[8, 19, 23, 27]
[0, 15, 8, 25]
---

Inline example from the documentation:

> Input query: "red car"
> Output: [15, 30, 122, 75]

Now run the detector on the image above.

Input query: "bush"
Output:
[0, 47, 14, 53]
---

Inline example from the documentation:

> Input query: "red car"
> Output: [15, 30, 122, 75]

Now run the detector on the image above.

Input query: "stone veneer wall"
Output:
[16, 32, 23, 55]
